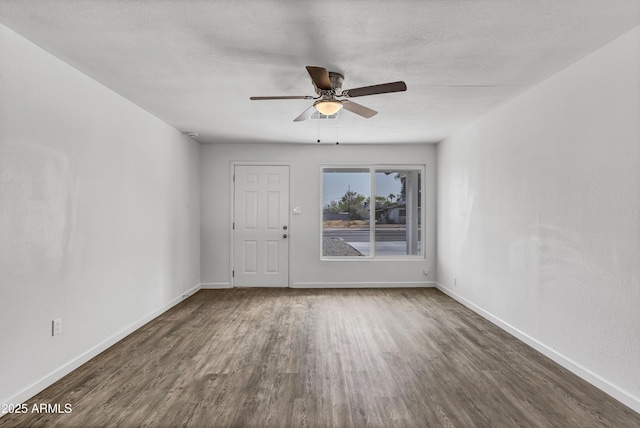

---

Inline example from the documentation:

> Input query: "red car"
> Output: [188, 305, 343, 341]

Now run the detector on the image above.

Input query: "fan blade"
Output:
[341, 100, 378, 118]
[250, 96, 313, 100]
[306, 66, 332, 90]
[343, 81, 407, 98]
[293, 106, 316, 122]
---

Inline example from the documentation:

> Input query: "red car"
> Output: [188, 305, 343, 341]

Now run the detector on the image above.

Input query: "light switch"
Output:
[292, 207, 302, 215]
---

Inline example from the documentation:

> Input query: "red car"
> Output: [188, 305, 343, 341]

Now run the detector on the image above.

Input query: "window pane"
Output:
[374, 170, 421, 256]
[322, 169, 370, 256]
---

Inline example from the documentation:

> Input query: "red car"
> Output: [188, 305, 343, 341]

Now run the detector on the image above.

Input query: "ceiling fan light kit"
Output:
[314, 100, 343, 115]
[250, 66, 407, 122]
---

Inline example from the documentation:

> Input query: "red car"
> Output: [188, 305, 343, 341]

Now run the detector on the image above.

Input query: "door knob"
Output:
[283, 226, 288, 230]
[283, 234, 288, 238]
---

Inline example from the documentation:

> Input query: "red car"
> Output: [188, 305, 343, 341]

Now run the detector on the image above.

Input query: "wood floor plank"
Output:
[2, 288, 639, 427]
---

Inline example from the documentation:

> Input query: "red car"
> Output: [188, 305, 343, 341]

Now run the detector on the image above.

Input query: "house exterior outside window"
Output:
[322, 166, 424, 259]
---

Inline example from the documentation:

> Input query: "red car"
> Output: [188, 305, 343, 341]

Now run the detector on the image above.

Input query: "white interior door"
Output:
[233, 165, 289, 287]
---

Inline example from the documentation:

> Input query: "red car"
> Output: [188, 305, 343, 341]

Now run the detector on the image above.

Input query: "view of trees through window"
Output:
[322, 169, 371, 256]
[322, 167, 422, 257]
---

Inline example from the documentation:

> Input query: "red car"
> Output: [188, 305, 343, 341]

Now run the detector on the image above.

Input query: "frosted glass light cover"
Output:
[315, 100, 343, 115]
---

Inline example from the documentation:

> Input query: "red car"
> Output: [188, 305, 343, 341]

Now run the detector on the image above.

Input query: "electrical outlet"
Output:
[52, 318, 62, 336]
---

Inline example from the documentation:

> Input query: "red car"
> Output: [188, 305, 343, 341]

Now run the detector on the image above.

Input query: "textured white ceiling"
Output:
[1, 1, 638, 144]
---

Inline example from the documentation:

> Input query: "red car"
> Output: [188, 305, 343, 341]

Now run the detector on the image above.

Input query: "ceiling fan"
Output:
[250, 66, 407, 121]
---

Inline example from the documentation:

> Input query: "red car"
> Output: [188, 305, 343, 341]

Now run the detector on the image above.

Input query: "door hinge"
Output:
[233, 174, 235, 182]
[232, 270, 235, 278]
[232, 222, 235, 230]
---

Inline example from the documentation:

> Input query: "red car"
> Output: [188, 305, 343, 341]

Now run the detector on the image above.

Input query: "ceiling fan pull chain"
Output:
[336, 111, 339, 145]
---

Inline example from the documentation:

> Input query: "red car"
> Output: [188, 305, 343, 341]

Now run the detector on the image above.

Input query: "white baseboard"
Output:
[291, 281, 436, 288]
[1, 283, 201, 413]
[181, 284, 201, 298]
[435, 283, 640, 414]
[200, 282, 232, 289]
[200, 282, 435, 289]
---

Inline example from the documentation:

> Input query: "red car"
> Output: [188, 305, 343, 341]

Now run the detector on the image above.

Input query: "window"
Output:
[322, 166, 423, 258]
[322, 168, 371, 256]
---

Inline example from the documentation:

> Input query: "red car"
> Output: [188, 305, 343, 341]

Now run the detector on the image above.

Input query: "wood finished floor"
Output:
[2, 288, 639, 427]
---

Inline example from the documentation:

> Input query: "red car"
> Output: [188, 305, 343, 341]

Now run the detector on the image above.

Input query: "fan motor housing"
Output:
[312, 71, 344, 95]
[328, 72, 344, 91]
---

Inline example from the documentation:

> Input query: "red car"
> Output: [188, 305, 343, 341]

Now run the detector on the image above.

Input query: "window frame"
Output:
[320, 164, 426, 261]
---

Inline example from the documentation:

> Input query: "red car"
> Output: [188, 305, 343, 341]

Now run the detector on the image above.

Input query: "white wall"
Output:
[201, 143, 436, 288]
[0, 24, 201, 406]
[437, 27, 640, 411]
